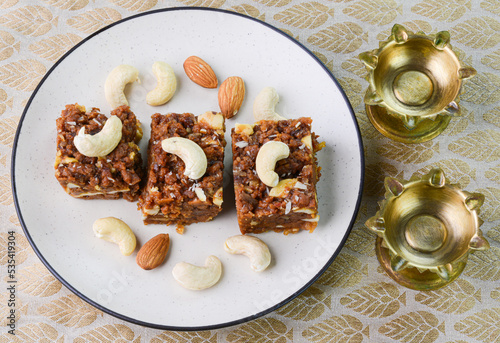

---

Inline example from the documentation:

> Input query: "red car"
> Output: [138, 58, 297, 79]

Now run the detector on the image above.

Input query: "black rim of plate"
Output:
[11, 6, 365, 331]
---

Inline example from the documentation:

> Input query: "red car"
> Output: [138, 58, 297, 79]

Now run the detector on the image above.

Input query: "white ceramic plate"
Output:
[12, 8, 364, 330]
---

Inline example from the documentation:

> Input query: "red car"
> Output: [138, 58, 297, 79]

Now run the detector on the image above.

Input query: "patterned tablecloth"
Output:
[1, 0, 499, 342]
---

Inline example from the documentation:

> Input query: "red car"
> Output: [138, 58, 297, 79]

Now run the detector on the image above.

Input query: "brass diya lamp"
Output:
[365, 168, 489, 290]
[359, 24, 476, 143]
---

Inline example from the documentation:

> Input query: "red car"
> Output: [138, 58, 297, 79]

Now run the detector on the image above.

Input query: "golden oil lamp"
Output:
[359, 24, 476, 143]
[365, 168, 489, 290]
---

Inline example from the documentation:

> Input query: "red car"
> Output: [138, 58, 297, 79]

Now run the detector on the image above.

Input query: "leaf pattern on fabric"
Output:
[454, 308, 500, 342]
[29, 33, 82, 62]
[307, 22, 367, 53]
[411, 0, 471, 22]
[17, 263, 62, 297]
[483, 107, 500, 128]
[274, 2, 334, 29]
[109, 0, 157, 12]
[230, 4, 265, 21]
[277, 285, 331, 321]
[252, 0, 292, 7]
[480, 0, 500, 15]
[227, 317, 293, 343]
[0, 88, 13, 115]
[449, 130, 500, 163]
[302, 314, 369, 342]
[0, 30, 19, 61]
[482, 49, 500, 70]
[66, 8, 122, 34]
[376, 140, 439, 164]
[476, 187, 500, 221]
[73, 324, 141, 343]
[344, 225, 377, 256]
[0, 116, 19, 147]
[355, 110, 383, 140]
[338, 77, 363, 108]
[492, 287, 500, 301]
[461, 72, 500, 105]
[0, 175, 13, 205]
[443, 106, 474, 136]
[341, 57, 368, 78]
[0, 323, 63, 343]
[316, 252, 368, 288]
[0, 60, 46, 91]
[0, 231, 29, 266]
[450, 17, 500, 49]
[415, 279, 480, 314]
[340, 282, 405, 318]
[42, 0, 89, 11]
[487, 225, 500, 244]
[463, 247, 500, 281]
[176, 0, 225, 7]
[485, 166, 500, 184]
[0, 6, 57, 36]
[151, 331, 216, 343]
[379, 311, 445, 343]
[343, 0, 402, 25]
[37, 294, 103, 328]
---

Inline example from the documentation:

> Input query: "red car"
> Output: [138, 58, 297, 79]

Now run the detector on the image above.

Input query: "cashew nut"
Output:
[269, 178, 297, 198]
[224, 235, 271, 272]
[146, 61, 177, 106]
[234, 123, 254, 136]
[93, 217, 136, 256]
[172, 255, 222, 290]
[73, 115, 122, 157]
[301, 135, 312, 150]
[253, 87, 287, 122]
[256, 141, 290, 187]
[198, 111, 224, 130]
[104, 64, 140, 109]
[161, 137, 207, 180]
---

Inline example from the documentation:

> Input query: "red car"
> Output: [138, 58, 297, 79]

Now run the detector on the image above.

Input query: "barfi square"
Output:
[231, 118, 323, 234]
[138, 112, 226, 228]
[55, 104, 144, 201]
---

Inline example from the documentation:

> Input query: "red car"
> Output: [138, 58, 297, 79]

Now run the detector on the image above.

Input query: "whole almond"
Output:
[218, 76, 245, 119]
[183, 56, 218, 88]
[136, 233, 170, 270]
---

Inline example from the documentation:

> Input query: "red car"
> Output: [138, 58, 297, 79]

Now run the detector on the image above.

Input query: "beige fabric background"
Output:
[0, 0, 499, 342]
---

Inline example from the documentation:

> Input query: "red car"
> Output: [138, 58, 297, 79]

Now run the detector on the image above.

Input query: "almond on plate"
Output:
[136, 233, 170, 270]
[183, 56, 218, 88]
[218, 76, 245, 119]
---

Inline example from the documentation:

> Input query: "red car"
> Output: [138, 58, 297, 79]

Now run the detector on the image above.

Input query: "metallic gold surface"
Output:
[366, 168, 489, 290]
[359, 24, 476, 143]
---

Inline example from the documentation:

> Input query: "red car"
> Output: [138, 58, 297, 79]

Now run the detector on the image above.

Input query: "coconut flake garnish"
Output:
[294, 181, 307, 190]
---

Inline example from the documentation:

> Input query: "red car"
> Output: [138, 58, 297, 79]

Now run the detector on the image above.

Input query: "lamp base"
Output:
[366, 105, 451, 143]
[375, 237, 466, 290]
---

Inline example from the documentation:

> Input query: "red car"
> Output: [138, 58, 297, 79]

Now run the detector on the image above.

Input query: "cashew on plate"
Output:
[73, 115, 123, 157]
[255, 140, 290, 187]
[224, 235, 271, 272]
[146, 61, 177, 106]
[161, 137, 207, 180]
[104, 64, 140, 109]
[172, 255, 222, 290]
[93, 217, 137, 256]
[253, 86, 287, 122]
